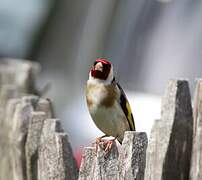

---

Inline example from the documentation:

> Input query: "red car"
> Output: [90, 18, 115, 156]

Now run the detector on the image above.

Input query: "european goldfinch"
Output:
[86, 58, 135, 146]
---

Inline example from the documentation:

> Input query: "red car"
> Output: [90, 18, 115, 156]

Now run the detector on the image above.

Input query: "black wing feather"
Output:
[117, 83, 135, 131]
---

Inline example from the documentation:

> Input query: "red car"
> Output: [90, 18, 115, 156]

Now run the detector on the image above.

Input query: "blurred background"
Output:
[1, 0, 202, 162]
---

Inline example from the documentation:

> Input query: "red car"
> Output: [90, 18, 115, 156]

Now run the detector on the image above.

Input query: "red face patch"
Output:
[95, 58, 111, 65]
[90, 58, 112, 80]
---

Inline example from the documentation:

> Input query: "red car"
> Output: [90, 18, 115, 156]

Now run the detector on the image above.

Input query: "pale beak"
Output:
[94, 62, 103, 72]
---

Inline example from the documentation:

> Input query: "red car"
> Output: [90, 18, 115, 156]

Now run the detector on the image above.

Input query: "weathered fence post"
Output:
[189, 103, 202, 180]
[11, 99, 33, 180]
[38, 118, 78, 180]
[79, 141, 119, 180]
[25, 112, 47, 180]
[94, 142, 119, 180]
[6, 96, 79, 180]
[0, 58, 40, 111]
[192, 79, 202, 135]
[0, 58, 78, 180]
[190, 79, 202, 180]
[144, 80, 193, 180]
[79, 132, 148, 180]
[119, 132, 147, 180]
[79, 147, 96, 180]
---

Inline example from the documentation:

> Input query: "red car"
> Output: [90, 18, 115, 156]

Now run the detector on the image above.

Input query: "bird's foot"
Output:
[93, 136, 117, 158]
[96, 136, 105, 144]
[103, 138, 116, 158]
[93, 135, 108, 152]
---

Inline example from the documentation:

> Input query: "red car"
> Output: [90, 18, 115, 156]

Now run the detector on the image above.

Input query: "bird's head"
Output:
[89, 58, 114, 84]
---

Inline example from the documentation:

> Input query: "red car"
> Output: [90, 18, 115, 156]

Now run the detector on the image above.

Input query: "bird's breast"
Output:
[86, 81, 130, 141]
[86, 82, 118, 109]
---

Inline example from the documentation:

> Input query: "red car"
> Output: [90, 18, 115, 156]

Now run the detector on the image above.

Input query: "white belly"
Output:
[89, 101, 130, 141]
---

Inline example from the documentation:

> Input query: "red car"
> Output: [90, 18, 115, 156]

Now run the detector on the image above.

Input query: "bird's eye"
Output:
[94, 61, 98, 66]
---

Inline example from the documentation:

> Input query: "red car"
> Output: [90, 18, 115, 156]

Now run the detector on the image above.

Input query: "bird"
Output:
[86, 58, 135, 151]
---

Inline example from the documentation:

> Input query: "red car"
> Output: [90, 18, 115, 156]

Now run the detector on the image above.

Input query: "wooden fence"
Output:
[0, 59, 78, 180]
[0, 58, 201, 180]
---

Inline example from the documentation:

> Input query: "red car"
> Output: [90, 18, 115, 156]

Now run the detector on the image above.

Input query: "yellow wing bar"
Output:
[117, 83, 135, 131]
[126, 101, 135, 130]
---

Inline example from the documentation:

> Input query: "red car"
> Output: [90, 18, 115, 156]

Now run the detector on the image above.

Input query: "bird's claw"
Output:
[94, 135, 107, 152]
[104, 140, 114, 152]
[103, 138, 116, 158]
[93, 136, 116, 158]
[96, 137, 105, 144]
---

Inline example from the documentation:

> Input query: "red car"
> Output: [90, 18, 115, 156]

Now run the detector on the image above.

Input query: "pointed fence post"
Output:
[144, 80, 193, 180]
[119, 131, 147, 180]
[190, 79, 202, 180]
